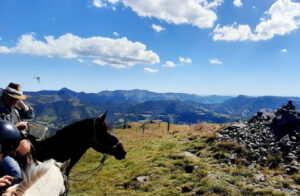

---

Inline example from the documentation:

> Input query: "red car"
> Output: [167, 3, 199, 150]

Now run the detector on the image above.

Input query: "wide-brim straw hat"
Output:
[1, 83, 27, 100]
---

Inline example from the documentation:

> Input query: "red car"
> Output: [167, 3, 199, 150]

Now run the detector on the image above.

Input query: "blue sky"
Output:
[0, 0, 300, 96]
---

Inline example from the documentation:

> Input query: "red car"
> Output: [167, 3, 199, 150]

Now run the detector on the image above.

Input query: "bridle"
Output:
[90, 118, 122, 154]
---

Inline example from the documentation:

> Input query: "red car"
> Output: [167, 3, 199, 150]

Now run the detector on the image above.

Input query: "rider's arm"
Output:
[16, 140, 31, 158]
[16, 101, 34, 120]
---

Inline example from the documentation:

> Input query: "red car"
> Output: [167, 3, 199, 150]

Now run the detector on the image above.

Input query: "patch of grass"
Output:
[68, 122, 297, 196]
[200, 178, 231, 195]
[292, 173, 300, 185]
[267, 154, 283, 169]
[252, 188, 288, 196]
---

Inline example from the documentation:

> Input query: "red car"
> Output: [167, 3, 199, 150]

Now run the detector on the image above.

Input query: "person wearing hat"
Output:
[0, 120, 30, 194]
[0, 82, 34, 179]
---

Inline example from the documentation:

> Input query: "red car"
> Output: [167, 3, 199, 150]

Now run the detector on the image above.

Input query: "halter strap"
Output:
[90, 119, 122, 152]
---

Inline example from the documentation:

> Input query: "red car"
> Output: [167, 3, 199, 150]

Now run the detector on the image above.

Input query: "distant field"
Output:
[69, 122, 300, 196]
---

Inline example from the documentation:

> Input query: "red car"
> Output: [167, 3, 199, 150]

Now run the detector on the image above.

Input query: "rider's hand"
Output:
[16, 139, 31, 157]
[0, 176, 13, 187]
[17, 100, 29, 111]
[2, 184, 19, 196]
[15, 122, 27, 131]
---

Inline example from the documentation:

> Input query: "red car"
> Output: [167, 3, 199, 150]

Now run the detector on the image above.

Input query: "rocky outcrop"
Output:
[218, 101, 300, 173]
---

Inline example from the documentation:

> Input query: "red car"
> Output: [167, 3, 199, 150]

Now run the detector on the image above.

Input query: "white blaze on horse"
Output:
[11, 159, 69, 196]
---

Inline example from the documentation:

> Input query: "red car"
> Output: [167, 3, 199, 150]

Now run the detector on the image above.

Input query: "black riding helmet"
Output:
[0, 120, 21, 157]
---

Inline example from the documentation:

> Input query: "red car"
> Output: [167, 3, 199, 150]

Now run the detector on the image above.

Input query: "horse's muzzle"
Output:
[114, 143, 126, 160]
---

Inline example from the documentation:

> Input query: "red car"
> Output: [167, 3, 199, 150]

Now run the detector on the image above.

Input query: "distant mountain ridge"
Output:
[25, 88, 233, 104]
[19, 88, 300, 128]
[206, 95, 300, 120]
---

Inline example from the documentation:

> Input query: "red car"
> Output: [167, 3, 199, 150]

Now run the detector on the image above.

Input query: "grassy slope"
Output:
[69, 123, 300, 196]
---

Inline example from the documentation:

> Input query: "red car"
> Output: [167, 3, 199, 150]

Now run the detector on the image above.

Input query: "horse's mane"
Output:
[15, 159, 58, 196]
[56, 117, 112, 135]
[57, 118, 93, 134]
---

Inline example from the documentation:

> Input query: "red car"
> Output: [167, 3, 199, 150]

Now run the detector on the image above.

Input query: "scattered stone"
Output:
[254, 173, 266, 182]
[218, 101, 300, 170]
[136, 176, 150, 184]
[182, 151, 198, 159]
[285, 165, 300, 175]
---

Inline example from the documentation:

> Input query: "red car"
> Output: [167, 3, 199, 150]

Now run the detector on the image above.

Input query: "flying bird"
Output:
[33, 76, 40, 83]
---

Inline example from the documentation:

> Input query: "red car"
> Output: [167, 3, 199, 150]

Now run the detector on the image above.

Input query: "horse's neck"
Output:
[21, 160, 66, 196]
[37, 120, 93, 160]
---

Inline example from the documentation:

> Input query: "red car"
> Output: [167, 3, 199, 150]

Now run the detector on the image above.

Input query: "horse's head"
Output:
[91, 112, 126, 160]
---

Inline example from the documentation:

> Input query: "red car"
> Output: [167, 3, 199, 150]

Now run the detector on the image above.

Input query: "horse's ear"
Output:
[99, 111, 108, 121]
[60, 159, 71, 171]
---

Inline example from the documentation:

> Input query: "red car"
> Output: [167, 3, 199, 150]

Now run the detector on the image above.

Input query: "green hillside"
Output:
[68, 123, 299, 196]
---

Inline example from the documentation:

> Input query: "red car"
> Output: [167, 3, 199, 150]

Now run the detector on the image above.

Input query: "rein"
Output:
[69, 154, 107, 181]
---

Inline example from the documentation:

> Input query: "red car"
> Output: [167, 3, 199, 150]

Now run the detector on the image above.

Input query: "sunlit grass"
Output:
[68, 122, 298, 196]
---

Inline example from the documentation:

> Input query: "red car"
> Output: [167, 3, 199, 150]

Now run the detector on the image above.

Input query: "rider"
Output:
[0, 82, 33, 179]
[0, 120, 23, 194]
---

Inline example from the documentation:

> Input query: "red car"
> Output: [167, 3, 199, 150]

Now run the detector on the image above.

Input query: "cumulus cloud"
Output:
[281, 48, 288, 53]
[93, 0, 107, 7]
[213, 24, 254, 41]
[213, 0, 300, 41]
[0, 33, 160, 68]
[233, 0, 243, 7]
[0, 46, 11, 54]
[144, 67, 158, 73]
[152, 24, 165, 32]
[209, 58, 223, 64]
[113, 32, 119, 37]
[179, 56, 192, 64]
[77, 58, 84, 63]
[163, 61, 175, 68]
[93, 0, 224, 29]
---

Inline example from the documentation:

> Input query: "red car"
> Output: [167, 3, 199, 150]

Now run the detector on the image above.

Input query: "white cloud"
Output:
[213, 24, 254, 41]
[144, 67, 158, 73]
[163, 61, 175, 68]
[93, 0, 224, 29]
[0, 46, 11, 54]
[0, 33, 160, 68]
[113, 32, 119, 36]
[209, 58, 223, 64]
[281, 48, 288, 53]
[151, 24, 165, 32]
[77, 58, 84, 63]
[213, 0, 300, 41]
[254, 0, 300, 41]
[93, 0, 107, 7]
[233, 0, 243, 7]
[179, 56, 192, 64]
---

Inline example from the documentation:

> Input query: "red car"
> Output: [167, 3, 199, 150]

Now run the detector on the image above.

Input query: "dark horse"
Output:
[28, 112, 126, 175]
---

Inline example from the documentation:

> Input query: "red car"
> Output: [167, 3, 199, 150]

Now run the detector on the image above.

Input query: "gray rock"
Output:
[136, 175, 150, 183]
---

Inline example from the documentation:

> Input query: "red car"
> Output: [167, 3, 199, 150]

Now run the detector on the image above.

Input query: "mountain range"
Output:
[16, 88, 300, 128]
